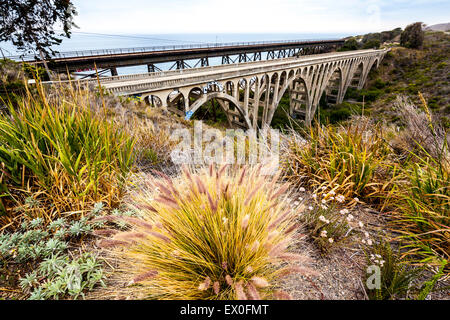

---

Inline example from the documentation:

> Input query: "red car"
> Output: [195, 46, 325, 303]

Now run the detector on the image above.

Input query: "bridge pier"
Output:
[110, 67, 118, 76]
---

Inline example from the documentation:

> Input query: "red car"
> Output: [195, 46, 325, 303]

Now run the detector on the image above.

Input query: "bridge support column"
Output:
[252, 80, 260, 129]
[110, 67, 118, 76]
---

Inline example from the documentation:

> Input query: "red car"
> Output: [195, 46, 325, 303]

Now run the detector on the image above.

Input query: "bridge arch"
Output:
[143, 94, 163, 108]
[166, 90, 186, 113]
[188, 87, 204, 106]
[189, 91, 252, 129]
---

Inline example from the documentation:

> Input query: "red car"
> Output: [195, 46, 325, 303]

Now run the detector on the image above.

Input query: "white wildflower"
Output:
[328, 238, 334, 243]
[299, 187, 306, 192]
[346, 214, 354, 222]
[320, 230, 328, 238]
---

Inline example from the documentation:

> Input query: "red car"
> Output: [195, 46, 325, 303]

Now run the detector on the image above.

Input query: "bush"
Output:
[282, 120, 397, 208]
[100, 165, 315, 300]
[0, 81, 135, 225]
[389, 97, 449, 265]
[364, 241, 424, 300]
[363, 39, 381, 49]
[401, 22, 425, 49]
[394, 151, 449, 265]
[0, 213, 106, 300]
[338, 38, 359, 52]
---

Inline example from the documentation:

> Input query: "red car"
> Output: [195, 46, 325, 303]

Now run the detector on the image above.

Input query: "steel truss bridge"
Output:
[10, 39, 344, 75]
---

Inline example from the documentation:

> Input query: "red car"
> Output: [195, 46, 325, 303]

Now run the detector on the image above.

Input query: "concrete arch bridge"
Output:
[93, 48, 388, 128]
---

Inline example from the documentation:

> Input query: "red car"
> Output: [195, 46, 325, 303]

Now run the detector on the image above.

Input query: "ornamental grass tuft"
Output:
[102, 165, 315, 300]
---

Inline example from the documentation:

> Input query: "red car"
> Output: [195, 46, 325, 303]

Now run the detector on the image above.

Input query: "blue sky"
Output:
[72, 0, 449, 34]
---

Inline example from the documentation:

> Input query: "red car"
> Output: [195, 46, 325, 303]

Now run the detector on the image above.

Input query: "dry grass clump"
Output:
[385, 96, 449, 266]
[99, 165, 315, 300]
[112, 106, 185, 171]
[282, 120, 397, 209]
[0, 80, 135, 227]
[391, 95, 449, 165]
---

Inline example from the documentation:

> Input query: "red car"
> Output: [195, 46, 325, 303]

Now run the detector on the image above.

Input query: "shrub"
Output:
[363, 241, 448, 300]
[0, 81, 135, 225]
[394, 151, 449, 265]
[388, 97, 449, 266]
[100, 165, 315, 300]
[282, 120, 397, 208]
[364, 241, 424, 300]
[0, 213, 105, 299]
[338, 38, 359, 52]
[401, 22, 425, 49]
[362, 39, 381, 49]
[300, 193, 354, 254]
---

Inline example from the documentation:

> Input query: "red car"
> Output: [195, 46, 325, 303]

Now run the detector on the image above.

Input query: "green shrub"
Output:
[0, 210, 106, 299]
[0, 81, 135, 224]
[283, 120, 397, 208]
[364, 241, 423, 300]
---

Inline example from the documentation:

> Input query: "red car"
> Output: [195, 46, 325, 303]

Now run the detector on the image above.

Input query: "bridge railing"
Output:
[6, 39, 343, 62]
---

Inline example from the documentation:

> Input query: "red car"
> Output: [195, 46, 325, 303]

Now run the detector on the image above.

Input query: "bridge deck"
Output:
[13, 39, 344, 72]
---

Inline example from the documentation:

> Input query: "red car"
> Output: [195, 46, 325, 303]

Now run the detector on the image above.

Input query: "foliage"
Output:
[0, 210, 106, 300]
[319, 101, 363, 124]
[102, 165, 315, 300]
[416, 259, 448, 300]
[282, 120, 397, 208]
[401, 22, 425, 49]
[0, 80, 135, 225]
[394, 150, 449, 265]
[388, 98, 449, 265]
[364, 241, 448, 300]
[0, 0, 77, 58]
[300, 192, 355, 254]
[362, 39, 381, 49]
[338, 38, 359, 52]
[364, 241, 424, 300]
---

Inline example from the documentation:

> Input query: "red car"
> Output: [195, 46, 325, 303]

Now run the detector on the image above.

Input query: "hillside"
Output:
[425, 23, 450, 32]
[341, 31, 450, 127]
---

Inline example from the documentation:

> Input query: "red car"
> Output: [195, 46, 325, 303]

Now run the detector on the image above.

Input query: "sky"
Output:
[71, 0, 450, 34]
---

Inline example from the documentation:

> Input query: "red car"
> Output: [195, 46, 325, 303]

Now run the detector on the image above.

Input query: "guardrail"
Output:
[6, 39, 343, 62]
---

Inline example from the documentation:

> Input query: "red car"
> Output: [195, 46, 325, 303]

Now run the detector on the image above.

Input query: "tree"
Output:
[400, 22, 424, 49]
[338, 38, 360, 52]
[362, 39, 381, 49]
[0, 0, 77, 78]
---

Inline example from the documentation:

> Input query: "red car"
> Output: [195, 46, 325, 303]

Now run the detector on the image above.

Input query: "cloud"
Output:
[71, 0, 449, 34]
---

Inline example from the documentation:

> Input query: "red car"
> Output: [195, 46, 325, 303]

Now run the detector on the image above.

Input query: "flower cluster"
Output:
[369, 253, 386, 267]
